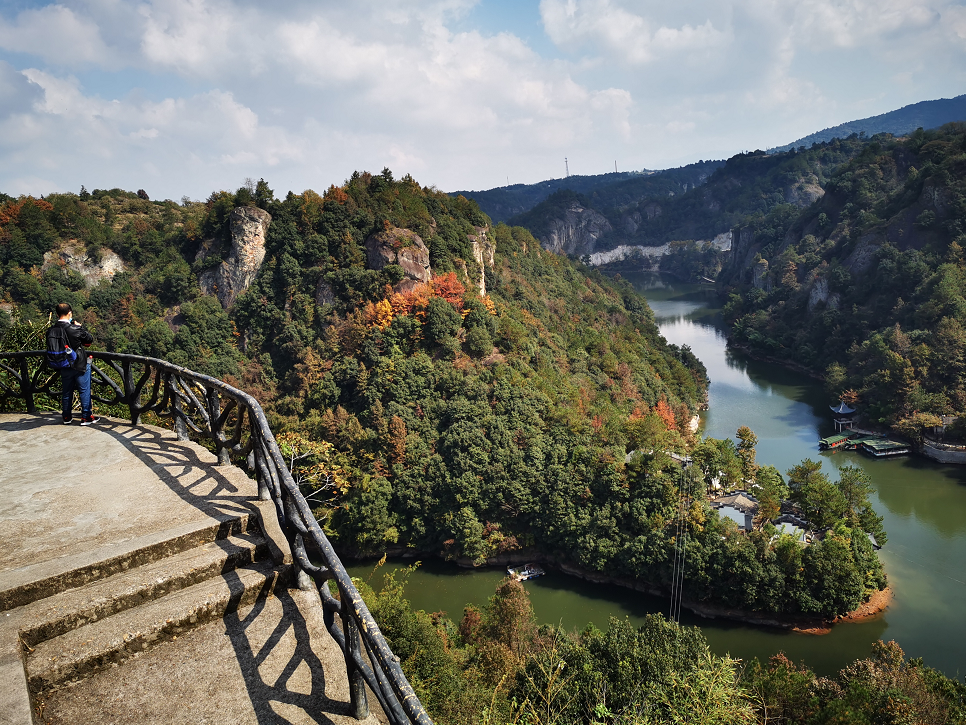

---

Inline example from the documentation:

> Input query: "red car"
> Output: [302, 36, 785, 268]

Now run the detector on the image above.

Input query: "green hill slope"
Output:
[720, 123, 966, 431]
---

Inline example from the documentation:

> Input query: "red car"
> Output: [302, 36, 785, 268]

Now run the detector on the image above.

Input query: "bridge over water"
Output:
[0, 351, 430, 725]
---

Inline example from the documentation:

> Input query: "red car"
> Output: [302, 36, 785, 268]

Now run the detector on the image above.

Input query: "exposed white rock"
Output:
[469, 225, 494, 295]
[43, 245, 125, 287]
[200, 206, 272, 308]
[710, 231, 732, 251]
[364, 227, 431, 286]
[588, 244, 669, 266]
[541, 201, 613, 256]
[807, 277, 840, 311]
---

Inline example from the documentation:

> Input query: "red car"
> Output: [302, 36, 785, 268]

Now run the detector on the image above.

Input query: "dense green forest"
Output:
[357, 565, 965, 725]
[0, 169, 887, 622]
[719, 123, 966, 436]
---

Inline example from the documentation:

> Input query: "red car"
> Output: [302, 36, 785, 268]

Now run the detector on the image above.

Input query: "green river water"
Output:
[349, 274, 966, 678]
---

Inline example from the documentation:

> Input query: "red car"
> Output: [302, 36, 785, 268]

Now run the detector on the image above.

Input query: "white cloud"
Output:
[792, 0, 939, 48]
[539, 0, 730, 64]
[0, 4, 116, 67]
[0, 0, 962, 198]
[0, 62, 44, 118]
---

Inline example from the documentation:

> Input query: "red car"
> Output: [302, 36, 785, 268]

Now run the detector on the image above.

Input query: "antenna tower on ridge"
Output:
[565, 157, 569, 178]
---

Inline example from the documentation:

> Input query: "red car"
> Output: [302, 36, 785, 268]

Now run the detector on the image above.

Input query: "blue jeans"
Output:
[61, 363, 92, 418]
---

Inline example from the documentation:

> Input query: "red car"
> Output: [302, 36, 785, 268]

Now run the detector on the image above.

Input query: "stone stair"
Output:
[2, 505, 293, 722]
[0, 414, 382, 725]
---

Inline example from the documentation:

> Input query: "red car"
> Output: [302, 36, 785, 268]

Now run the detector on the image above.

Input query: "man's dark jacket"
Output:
[48, 320, 94, 372]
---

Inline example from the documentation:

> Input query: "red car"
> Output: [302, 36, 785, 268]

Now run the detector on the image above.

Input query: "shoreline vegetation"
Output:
[354, 562, 962, 725]
[348, 547, 893, 635]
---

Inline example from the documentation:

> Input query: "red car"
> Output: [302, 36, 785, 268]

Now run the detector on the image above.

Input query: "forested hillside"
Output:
[1, 168, 893, 620]
[719, 123, 966, 434]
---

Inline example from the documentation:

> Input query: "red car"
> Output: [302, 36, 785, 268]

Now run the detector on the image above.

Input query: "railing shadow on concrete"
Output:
[220, 571, 369, 725]
[0, 351, 432, 725]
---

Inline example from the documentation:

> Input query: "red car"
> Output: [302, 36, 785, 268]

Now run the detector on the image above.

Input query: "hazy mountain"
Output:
[770, 94, 966, 153]
[451, 160, 723, 224]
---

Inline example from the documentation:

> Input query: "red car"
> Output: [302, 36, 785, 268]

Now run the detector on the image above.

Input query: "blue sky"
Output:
[0, 0, 964, 200]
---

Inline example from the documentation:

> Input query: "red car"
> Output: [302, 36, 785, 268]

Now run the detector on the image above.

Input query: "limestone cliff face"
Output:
[43, 245, 125, 286]
[364, 227, 431, 291]
[540, 202, 613, 257]
[200, 206, 271, 309]
[468, 225, 494, 295]
[807, 277, 840, 311]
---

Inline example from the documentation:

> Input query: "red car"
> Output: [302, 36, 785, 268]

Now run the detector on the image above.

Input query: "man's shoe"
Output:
[80, 415, 99, 426]
[62, 415, 73, 424]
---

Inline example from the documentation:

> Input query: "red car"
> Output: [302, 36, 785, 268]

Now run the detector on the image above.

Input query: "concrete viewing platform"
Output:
[0, 412, 380, 725]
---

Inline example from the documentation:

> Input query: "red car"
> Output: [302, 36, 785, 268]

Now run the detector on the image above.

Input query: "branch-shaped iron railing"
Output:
[0, 351, 432, 725]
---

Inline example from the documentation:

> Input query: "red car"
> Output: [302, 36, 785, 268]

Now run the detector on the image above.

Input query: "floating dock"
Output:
[819, 431, 910, 457]
[508, 564, 546, 581]
[856, 438, 910, 458]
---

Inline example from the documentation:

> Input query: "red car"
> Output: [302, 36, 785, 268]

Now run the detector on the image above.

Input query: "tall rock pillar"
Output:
[200, 206, 272, 308]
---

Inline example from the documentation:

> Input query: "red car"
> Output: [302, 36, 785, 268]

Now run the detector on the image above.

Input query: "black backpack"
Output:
[46, 325, 78, 370]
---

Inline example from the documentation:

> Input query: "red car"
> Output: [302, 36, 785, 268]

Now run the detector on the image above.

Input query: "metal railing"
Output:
[0, 350, 432, 725]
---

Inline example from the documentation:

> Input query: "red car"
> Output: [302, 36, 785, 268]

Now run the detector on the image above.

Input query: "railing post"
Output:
[206, 386, 231, 466]
[122, 360, 138, 424]
[20, 359, 36, 414]
[342, 609, 369, 720]
[170, 376, 189, 442]
[252, 432, 270, 501]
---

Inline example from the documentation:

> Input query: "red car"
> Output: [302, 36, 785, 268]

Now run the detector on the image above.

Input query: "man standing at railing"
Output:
[47, 303, 97, 425]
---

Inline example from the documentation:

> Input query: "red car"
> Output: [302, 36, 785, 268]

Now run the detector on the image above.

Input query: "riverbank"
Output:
[345, 547, 892, 636]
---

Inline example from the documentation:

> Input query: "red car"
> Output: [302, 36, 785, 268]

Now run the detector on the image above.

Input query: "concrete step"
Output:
[27, 560, 291, 693]
[18, 533, 269, 648]
[38, 588, 384, 725]
[1, 510, 260, 612]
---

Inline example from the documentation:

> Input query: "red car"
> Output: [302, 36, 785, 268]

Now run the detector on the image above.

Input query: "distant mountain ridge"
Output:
[450, 94, 966, 268]
[769, 94, 966, 153]
[451, 161, 722, 224]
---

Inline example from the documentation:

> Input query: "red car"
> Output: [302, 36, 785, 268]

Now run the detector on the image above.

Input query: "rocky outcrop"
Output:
[622, 211, 642, 235]
[752, 258, 769, 290]
[42, 245, 125, 287]
[844, 231, 882, 276]
[199, 206, 271, 309]
[315, 279, 335, 306]
[589, 244, 668, 267]
[468, 225, 494, 295]
[785, 181, 825, 207]
[539, 202, 613, 257]
[710, 231, 732, 251]
[807, 277, 840, 311]
[364, 227, 431, 285]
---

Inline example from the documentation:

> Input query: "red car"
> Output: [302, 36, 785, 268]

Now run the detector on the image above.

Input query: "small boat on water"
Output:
[508, 564, 545, 581]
